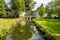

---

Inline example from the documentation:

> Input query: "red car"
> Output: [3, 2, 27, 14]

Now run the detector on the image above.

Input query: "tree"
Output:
[24, 0, 33, 11]
[31, 1, 36, 9]
[0, 0, 7, 17]
[11, 0, 26, 13]
[54, 0, 60, 21]
[45, 1, 55, 18]
[10, 0, 26, 17]
[37, 4, 45, 18]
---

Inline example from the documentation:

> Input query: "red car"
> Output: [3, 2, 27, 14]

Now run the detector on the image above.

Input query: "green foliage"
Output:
[11, 0, 26, 13]
[54, 0, 60, 20]
[45, 1, 55, 18]
[54, 0, 60, 14]
[24, 0, 33, 10]
[37, 4, 45, 17]
[46, 1, 54, 13]
[31, 1, 36, 9]
[0, 0, 7, 17]
[54, 0, 60, 13]
[12, 20, 32, 40]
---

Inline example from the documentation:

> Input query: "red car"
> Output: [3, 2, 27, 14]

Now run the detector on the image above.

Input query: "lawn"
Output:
[34, 19, 60, 35]
[0, 18, 21, 37]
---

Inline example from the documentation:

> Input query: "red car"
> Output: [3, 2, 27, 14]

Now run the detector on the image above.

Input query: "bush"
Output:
[54, 16, 58, 19]
[44, 17, 52, 19]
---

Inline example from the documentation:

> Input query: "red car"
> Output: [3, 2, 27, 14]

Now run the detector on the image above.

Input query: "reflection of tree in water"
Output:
[0, 36, 6, 40]
[11, 22, 32, 40]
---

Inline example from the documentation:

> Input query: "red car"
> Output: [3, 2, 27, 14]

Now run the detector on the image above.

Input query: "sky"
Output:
[5, 0, 52, 10]
[33, 0, 52, 10]
[5, 0, 10, 8]
[5, 0, 10, 3]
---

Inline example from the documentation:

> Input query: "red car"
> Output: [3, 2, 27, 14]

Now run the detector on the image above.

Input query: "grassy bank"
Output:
[34, 19, 60, 40]
[0, 18, 21, 37]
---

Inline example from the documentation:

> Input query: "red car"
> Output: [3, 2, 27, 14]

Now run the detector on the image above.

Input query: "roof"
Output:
[25, 10, 37, 17]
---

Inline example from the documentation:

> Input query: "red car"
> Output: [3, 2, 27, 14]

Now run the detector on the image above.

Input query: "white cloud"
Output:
[5, 0, 52, 10]
[33, 0, 52, 10]
[5, 0, 10, 3]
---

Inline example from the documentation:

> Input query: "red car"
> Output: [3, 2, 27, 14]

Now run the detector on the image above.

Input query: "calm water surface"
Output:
[6, 22, 44, 40]
[0, 21, 44, 40]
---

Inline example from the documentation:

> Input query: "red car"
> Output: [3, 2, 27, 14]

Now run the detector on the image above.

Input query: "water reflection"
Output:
[29, 26, 44, 40]
[6, 21, 44, 40]
[11, 23, 32, 40]
[0, 36, 6, 40]
[6, 32, 12, 40]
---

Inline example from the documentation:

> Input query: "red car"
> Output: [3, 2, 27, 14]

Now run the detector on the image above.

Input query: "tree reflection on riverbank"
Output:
[11, 21, 33, 40]
[0, 20, 44, 40]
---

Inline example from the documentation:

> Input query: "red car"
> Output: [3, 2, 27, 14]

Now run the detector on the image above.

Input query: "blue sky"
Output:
[5, 0, 52, 10]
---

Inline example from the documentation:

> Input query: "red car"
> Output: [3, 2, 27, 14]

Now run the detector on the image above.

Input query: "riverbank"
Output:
[0, 18, 23, 38]
[34, 19, 60, 40]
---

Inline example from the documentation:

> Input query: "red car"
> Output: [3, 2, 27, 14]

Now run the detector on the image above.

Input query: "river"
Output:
[0, 20, 44, 40]
[6, 21, 44, 40]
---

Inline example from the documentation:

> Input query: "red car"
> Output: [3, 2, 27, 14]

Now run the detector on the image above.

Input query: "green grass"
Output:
[34, 19, 60, 40]
[34, 19, 60, 35]
[0, 18, 21, 37]
[0, 18, 20, 29]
